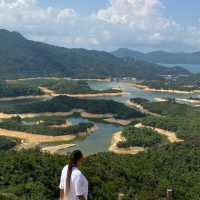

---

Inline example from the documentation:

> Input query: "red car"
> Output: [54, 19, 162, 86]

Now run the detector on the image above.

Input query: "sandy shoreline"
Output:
[109, 131, 145, 155]
[0, 110, 129, 126]
[129, 83, 197, 94]
[109, 122, 184, 155]
[39, 86, 128, 97]
[7, 77, 111, 82]
[135, 123, 184, 143]
[0, 95, 49, 102]
[0, 124, 97, 151]
[0, 81, 128, 102]
[104, 118, 131, 126]
[126, 100, 161, 117]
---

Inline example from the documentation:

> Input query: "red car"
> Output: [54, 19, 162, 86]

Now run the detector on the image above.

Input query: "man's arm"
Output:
[77, 195, 86, 200]
[60, 189, 64, 200]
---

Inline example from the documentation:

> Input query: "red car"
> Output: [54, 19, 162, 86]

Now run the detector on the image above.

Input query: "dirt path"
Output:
[109, 131, 145, 155]
[127, 100, 161, 117]
[41, 144, 76, 154]
[134, 123, 184, 143]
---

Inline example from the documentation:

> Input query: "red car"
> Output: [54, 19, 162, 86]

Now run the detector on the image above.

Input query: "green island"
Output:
[0, 116, 94, 136]
[15, 78, 122, 95]
[118, 126, 163, 148]
[130, 98, 200, 141]
[0, 80, 44, 97]
[0, 78, 123, 98]
[0, 96, 144, 119]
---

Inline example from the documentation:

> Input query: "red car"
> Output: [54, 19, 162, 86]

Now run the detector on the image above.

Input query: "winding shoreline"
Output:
[6, 77, 111, 82]
[135, 123, 184, 143]
[0, 87, 128, 102]
[109, 131, 145, 155]
[129, 82, 198, 94]
[126, 100, 161, 117]
[38, 86, 129, 97]
[0, 109, 130, 126]
[41, 143, 76, 154]
[0, 124, 97, 151]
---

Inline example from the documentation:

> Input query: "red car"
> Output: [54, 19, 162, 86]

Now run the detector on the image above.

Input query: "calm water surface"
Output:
[57, 116, 120, 156]
[57, 80, 199, 155]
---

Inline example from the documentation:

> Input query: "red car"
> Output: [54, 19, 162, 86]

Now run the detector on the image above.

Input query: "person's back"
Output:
[59, 150, 88, 200]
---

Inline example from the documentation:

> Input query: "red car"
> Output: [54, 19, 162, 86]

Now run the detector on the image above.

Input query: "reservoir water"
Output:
[57, 116, 121, 156]
[58, 80, 199, 155]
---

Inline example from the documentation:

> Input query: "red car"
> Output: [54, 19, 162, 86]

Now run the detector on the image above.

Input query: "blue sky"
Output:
[40, 0, 200, 25]
[0, 0, 200, 52]
[40, 0, 108, 15]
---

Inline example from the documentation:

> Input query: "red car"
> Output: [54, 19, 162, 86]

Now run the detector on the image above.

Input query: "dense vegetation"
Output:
[112, 48, 200, 64]
[0, 30, 189, 80]
[140, 101, 198, 117]
[131, 99, 200, 141]
[0, 96, 144, 119]
[17, 78, 121, 94]
[0, 117, 94, 136]
[0, 136, 19, 151]
[130, 97, 150, 104]
[0, 80, 43, 97]
[143, 74, 200, 91]
[118, 126, 163, 148]
[1, 143, 200, 199]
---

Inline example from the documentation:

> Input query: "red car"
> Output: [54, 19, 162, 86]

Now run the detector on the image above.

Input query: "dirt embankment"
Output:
[7, 77, 111, 82]
[39, 86, 129, 98]
[134, 123, 184, 143]
[0, 110, 129, 126]
[126, 100, 161, 117]
[109, 131, 145, 155]
[0, 124, 97, 151]
[129, 83, 196, 94]
[104, 118, 131, 126]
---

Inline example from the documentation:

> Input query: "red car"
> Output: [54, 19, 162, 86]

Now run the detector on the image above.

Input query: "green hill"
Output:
[0, 29, 189, 80]
[112, 48, 200, 64]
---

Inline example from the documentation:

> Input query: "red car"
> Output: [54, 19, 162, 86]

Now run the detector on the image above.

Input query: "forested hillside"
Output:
[0, 95, 144, 119]
[0, 30, 189, 80]
[112, 48, 200, 64]
[1, 144, 200, 200]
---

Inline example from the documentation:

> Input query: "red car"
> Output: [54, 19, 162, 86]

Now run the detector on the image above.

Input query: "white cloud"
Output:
[0, 0, 199, 51]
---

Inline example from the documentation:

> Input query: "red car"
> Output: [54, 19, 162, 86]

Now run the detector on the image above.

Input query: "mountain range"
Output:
[0, 29, 189, 80]
[112, 48, 200, 64]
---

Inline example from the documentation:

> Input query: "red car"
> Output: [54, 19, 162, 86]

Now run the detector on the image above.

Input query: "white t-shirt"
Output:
[59, 165, 88, 200]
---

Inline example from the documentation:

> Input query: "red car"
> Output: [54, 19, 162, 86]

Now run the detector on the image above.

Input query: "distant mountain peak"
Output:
[0, 29, 190, 79]
[112, 48, 200, 64]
